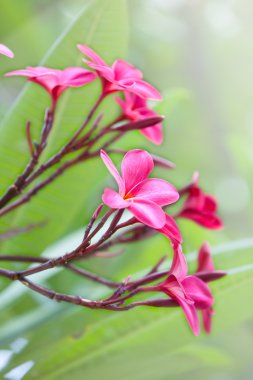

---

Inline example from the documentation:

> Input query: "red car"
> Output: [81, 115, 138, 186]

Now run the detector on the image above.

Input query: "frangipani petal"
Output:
[160, 274, 200, 336]
[197, 242, 215, 272]
[130, 79, 162, 100]
[100, 150, 125, 194]
[131, 178, 179, 206]
[0, 43, 14, 58]
[128, 198, 166, 228]
[202, 307, 214, 334]
[102, 189, 129, 209]
[182, 276, 214, 310]
[177, 295, 200, 336]
[169, 244, 187, 280]
[157, 214, 182, 244]
[60, 67, 97, 86]
[121, 150, 154, 194]
[179, 210, 223, 229]
[204, 195, 217, 212]
[82, 60, 115, 82]
[140, 123, 163, 145]
[77, 44, 108, 66]
[112, 59, 143, 80]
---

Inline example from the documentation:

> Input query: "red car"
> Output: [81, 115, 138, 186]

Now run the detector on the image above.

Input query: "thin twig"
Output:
[66, 264, 120, 288]
[0, 109, 54, 209]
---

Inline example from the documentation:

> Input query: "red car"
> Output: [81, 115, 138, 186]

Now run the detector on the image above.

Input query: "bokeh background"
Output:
[0, 0, 252, 379]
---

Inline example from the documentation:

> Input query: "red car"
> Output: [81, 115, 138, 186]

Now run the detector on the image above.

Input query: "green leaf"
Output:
[0, 0, 128, 255]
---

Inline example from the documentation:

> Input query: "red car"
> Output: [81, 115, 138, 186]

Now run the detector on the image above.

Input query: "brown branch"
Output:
[0, 109, 54, 209]
[66, 264, 120, 288]
[1, 270, 179, 312]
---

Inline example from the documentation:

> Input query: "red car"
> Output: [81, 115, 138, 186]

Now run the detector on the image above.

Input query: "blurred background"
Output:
[0, 0, 252, 379]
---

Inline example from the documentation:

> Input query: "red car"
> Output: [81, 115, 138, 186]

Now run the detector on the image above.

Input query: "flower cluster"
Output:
[100, 150, 223, 335]
[5, 44, 163, 144]
[0, 42, 225, 336]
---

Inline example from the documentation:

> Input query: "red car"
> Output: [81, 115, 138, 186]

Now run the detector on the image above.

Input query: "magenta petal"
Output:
[131, 178, 179, 206]
[204, 195, 217, 212]
[130, 79, 162, 100]
[169, 244, 188, 281]
[61, 67, 96, 86]
[202, 307, 214, 334]
[182, 276, 214, 309]
[179, 210, 223, 229]
[137, 107, 163, 144]
[5, 69, 35, 77]
[125, 92, 146, 109]
[102, 188, 129, 209]
[185, 188, 204, 209]
[128, 198, 166, 228]
[197, 242, 215, 272]
[121, 150, 154, 194]
[177, 296, 200, 336]
[82, 60, 115, 82]
[112, 59, 143, 80]
[0, 43, 14, 58]
[161, 275, 200, 336]
[140, 123, 163, 145]
[100, 150, 125, 194]
[77, 44, 108, 66]
[6, 67, 59, 80]
[115, 95, 127, 111]
[158, 214, 182, 244]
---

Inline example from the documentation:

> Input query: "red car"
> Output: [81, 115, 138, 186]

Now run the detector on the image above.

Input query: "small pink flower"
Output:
[77, 44, 162, 101]
[5, 66, 96, 108]
[178, 174, 223, 229]
[115, 93, 163, 145]
[100, 149, 179, 229]
[0, 43, 14, 58]
[155, 244, 214, 335]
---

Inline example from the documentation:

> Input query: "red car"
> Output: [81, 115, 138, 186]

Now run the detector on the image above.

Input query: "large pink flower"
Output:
[5, 66, 96, 107]
[0, 43, 14, 58]
[115, 93, 163, 145]
[100, 149, 179, 229]
[178, 175, 223, 229]
[157, 244, 214, 335]
[77, 44, 162, 101]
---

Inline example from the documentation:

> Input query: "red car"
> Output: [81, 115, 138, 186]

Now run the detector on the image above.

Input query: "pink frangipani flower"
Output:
[115, 93, 163, 145]
[0, 44, 14, 58]
[100, 149, 179, 229]
[154, 244, 214, 335]
[178, 174, 223, 229]
[5, 66, 96, 109]
[77, 44, 162, 101]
